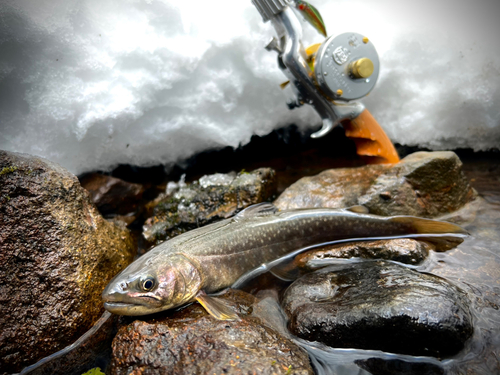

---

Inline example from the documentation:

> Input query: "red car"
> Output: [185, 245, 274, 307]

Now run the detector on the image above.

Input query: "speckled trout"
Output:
[102, 204, 467, 320]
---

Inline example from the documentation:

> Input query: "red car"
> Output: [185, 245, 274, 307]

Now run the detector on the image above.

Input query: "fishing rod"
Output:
[251, 0, 399, 163]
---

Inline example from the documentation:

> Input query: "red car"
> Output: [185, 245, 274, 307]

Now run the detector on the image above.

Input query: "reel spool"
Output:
[313, 32, 380, 101]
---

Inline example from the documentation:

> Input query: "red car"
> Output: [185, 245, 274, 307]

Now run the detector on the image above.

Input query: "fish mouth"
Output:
[103, 301, 135, 309]
[102, 291, 164, 315]
[103, 301, 165, 316]
[103, 301, 134, 312]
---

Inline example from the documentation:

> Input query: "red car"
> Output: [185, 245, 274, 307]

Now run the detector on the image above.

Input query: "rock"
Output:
[355, 358, 445, 375]
[295, 238, 434, 268]
[80, 173, 145, 221]
[274, 151, 476, 218]
[274, 165, 389, 210]
[0, 151, 135, 375]
[359, 151, 477, 217]
[282, 261, 473, 358]
[110, 289, 313, 375]
[143, 168, 277, 245]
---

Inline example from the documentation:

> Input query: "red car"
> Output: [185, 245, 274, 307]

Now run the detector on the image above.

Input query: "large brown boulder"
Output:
[0, 151, 135, 374]
[358, 151, 477, 217]
[274, 164, 389, 210]
[275, 151, 476, 218]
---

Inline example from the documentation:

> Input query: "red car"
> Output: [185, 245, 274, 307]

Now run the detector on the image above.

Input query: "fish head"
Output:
[102, 253, 201, 316]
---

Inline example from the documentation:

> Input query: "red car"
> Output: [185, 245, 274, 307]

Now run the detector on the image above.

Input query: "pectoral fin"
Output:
[195, 291, 239, 321]
[345, 205, 370, 214]
[235, 203, 278, 221]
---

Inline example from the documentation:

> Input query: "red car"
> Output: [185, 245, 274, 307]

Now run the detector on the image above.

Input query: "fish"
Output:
[294, 0, 327, 37]
[102, 203, 468, 320]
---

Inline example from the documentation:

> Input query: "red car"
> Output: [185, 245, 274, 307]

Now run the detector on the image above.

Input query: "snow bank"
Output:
[0, 0, 498, 174]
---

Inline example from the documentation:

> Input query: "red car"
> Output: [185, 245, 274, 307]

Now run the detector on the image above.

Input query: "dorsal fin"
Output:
[345, 205, 370, 214]
[234, 203, 278, 220]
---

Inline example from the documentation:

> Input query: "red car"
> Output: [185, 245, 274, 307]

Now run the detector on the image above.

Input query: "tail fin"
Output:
[390, 216, 469, 251]
[389, 216, 469, 236]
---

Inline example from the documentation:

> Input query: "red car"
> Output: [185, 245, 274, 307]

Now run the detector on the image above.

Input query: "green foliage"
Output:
[81, 367, 105, 375]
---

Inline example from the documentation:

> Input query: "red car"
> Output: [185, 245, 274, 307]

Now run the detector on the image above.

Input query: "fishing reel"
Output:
[252, 0, 398, 163]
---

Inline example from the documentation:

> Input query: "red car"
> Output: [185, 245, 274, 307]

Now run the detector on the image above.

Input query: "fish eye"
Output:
[141, 277, 155, 292]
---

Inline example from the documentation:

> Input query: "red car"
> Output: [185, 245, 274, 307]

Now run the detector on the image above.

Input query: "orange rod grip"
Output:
[344, 109, 400, 164]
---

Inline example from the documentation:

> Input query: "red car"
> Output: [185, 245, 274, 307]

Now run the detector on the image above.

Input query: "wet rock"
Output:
[143, 168, 277, 245]
[0, 151, 135, 375]
[355, 358, 445, 375]
[295, 238, 434, 269]
[282, 261, 473, 358]
[274, 151, 476, 218]
[110, 289, 313, 375]
[274, 165, 389, 210]
[359, 151, 477, 217]
[80, 173, 145, 221]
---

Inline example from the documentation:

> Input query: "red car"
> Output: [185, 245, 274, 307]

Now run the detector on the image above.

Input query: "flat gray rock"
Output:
[143, 168, 276, 245]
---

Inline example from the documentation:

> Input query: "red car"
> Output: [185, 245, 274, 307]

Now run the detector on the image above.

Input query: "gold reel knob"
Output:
[350, 58, 374, 79]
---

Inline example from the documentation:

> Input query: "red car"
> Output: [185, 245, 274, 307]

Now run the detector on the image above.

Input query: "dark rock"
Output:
[80, 173, 145, 218]
[0, 151, 136, 375]
[282, 261, 473, 358]
[295, 238, 434, 268]
[355, 358, 445, 375]
[274, 165, 389, 210]
[143, 168, 277, 245]
[274, 151, 476, 218]
[110, 289, 313, 375]
[359, 151, 477, 217]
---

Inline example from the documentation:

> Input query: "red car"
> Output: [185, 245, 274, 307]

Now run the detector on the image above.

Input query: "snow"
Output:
[199, 173, 236, 189]
[0, 0, 499, 175]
